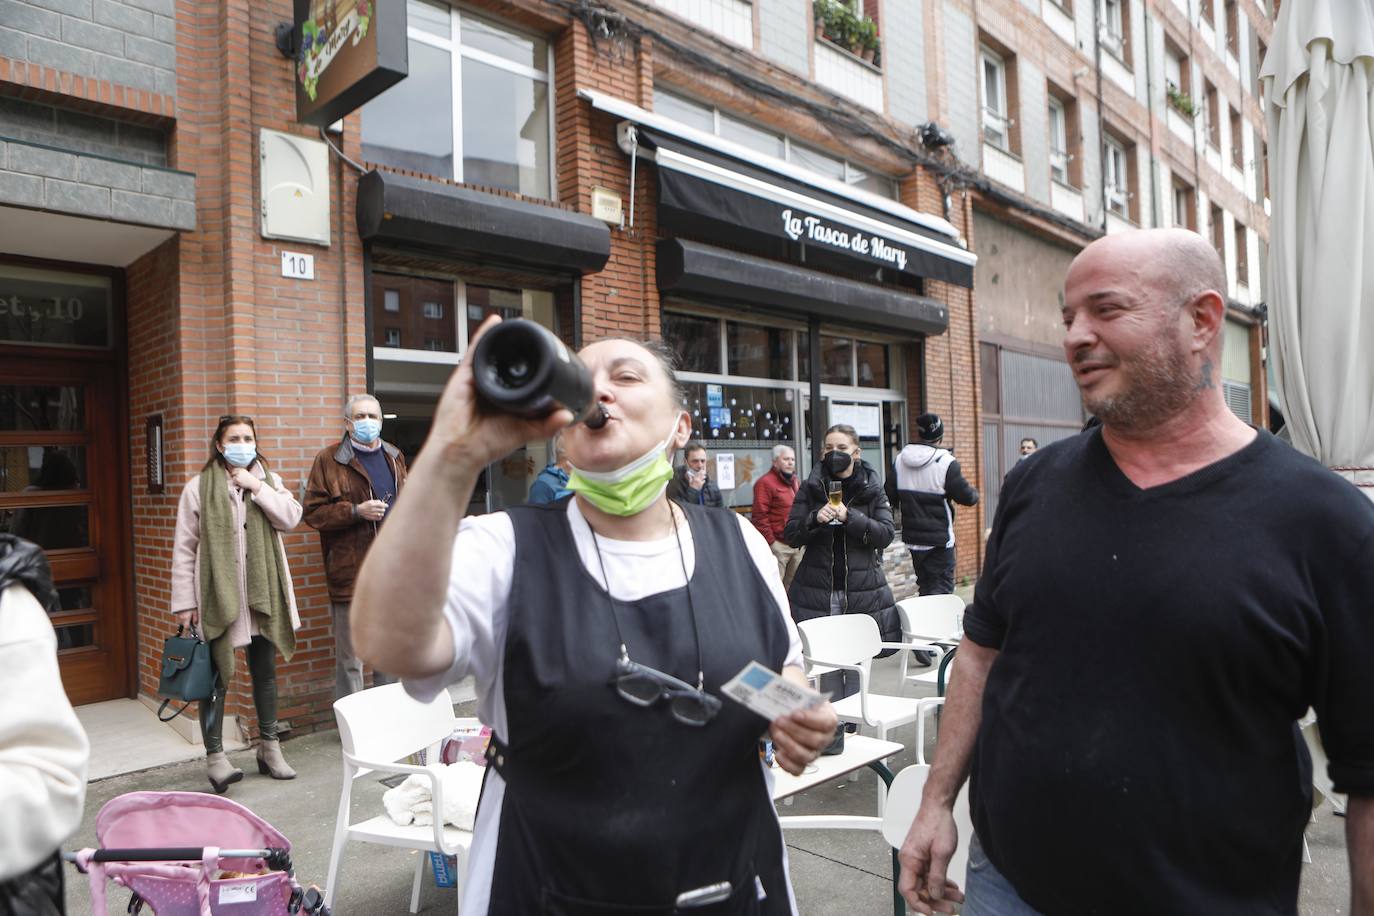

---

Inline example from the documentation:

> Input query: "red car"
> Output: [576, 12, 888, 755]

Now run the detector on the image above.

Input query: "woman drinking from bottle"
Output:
[351, 319, 837, 915]
[171, 415, 302, 793]
[783, 423, 898, 701]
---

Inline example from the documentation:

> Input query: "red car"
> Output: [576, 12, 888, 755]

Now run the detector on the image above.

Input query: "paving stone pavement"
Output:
[65, 654, 1350, 914]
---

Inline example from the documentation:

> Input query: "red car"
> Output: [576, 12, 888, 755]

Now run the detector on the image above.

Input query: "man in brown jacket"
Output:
[304, 394, 408, 698]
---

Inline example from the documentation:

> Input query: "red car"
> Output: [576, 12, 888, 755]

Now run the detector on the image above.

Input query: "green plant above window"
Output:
[812, 0, 880, 63]
[1167, 84, 1199, 119]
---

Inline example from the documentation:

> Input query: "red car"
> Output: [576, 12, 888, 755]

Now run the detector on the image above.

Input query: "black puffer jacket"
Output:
[783, 460, 898, 643]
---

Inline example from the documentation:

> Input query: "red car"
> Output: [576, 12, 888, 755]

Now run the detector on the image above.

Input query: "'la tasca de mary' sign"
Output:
[291, 0, 407, 127]
[780, 209, 909, 272]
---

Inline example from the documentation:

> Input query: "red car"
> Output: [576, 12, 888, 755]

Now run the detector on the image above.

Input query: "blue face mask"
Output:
[352, 418, 382, 444]
[223, 444, 256, 468]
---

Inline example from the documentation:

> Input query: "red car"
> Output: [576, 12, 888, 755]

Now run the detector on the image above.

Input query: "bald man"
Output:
[898, 229, 1374, 916]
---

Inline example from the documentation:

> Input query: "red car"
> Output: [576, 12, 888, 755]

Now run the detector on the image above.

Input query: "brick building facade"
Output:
[2, 0, 988, 739]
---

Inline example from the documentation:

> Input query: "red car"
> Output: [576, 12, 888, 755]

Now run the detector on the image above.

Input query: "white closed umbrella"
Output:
[1261, 0, 1374, 500]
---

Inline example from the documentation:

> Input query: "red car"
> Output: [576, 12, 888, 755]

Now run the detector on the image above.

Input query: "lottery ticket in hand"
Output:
[722, 661, 825, 721]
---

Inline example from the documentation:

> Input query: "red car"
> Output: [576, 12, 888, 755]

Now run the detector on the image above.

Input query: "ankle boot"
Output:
[207, 752, 244, 794]
[256, 738, 296, 780]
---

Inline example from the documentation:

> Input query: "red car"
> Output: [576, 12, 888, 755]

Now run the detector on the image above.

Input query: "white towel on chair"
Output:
[382, 762, 483, 830]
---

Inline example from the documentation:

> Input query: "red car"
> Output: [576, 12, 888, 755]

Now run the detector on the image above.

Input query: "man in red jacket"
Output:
[751, 444, 803, 588]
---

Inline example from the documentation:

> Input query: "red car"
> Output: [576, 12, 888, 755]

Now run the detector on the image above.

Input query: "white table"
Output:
[771, 735, 905, 916]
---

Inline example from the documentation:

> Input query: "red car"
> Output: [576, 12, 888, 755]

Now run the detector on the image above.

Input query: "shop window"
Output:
[361, 3, 551, 199]
[373, 274, 457, 352]
[719, 114, 784, 159]
[664, 312, 722, 374]
[684, 382, 796, 444]
[855, 341, 888, 388]
[791, 143, 847, 181]
[465, 286, 523, 341]
[727, 322, 791, 379]
[821, 336, 853, 385]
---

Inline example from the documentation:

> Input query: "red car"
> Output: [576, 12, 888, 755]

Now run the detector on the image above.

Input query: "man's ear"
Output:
[1188, 289, 1226, 354]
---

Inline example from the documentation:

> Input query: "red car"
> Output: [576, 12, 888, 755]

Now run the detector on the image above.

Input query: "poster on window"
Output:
[830, 403, 882, 438]
[714, 453, 735, 490]
[708, 407, 732, 430]
[706, 384, 723, 408]
[291, 0, 408, 127]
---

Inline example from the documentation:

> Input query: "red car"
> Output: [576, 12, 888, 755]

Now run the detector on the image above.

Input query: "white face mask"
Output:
[567, 414, 684, 483]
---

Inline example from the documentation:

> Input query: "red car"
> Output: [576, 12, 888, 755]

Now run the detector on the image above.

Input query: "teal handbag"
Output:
[157, 624, 216, 721]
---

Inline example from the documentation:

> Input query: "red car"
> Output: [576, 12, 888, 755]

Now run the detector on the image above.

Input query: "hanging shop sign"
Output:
[289, 0, 407, 127]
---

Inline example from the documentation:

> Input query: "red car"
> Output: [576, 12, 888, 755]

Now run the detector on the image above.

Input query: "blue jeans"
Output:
[962, 833, 1045, 916]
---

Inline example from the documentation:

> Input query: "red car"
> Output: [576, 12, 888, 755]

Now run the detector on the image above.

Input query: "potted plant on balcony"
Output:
[812, 0, 829, 40]
[856, 18, 879, 63]
[1166, 82, 1199, 118]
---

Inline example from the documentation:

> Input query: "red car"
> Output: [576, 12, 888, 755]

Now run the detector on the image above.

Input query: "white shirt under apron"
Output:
[404, 499, 804, 915]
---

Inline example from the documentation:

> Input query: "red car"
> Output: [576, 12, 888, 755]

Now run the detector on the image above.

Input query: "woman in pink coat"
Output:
[171, 415, 302, 793]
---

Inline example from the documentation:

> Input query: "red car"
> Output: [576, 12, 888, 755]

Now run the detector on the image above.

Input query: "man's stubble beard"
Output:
[1081, 329, 1200, 433]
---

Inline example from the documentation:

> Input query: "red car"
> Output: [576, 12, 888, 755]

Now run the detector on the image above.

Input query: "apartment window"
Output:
[1229, 107, 1244, 169]
[383, 289, 401, 313]
[1048, 97, 1070, 185]
[653, 88, 899, 198]
[422, 301, 444, 320]
[1256, 37, 1268, 97]
[1199, 0, 1214, 25]
[719, 113, 785, 160]
[1261, 140, 1270, 199]
[981, 47, 1012, 151]
[1234, 222, 1249, 286]
[360, 0, 552, 199]
[1164, 37, 1193, 116]
[1104, 135, 1130, 218]
[424, 336, 445, 351]
[1210, 204, 1226, 255]
[1225, 0, 1240, 56]
[1100, 0, 1126, 59]
[384, 328, 401, 347]
[1204, 80, 1220, 148]
[1172, 180, 1195, 230]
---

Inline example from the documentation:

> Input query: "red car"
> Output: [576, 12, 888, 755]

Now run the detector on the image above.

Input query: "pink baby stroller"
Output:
[70, 791, 331, 915]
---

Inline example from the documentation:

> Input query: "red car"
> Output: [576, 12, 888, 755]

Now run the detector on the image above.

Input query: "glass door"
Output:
[0, 356, 131, 704]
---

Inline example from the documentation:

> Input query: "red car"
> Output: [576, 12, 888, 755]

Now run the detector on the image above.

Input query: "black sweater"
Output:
[965, 428, 1374, 916]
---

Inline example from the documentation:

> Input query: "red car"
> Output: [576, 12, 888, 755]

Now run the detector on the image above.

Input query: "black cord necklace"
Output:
[589, 499, 708, 691]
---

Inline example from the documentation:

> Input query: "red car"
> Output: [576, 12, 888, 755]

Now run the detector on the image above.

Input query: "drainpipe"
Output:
[1094, 0, 1107, 231]
[1143, 7, 1160, 227]
[1187, 6, 1202, 229]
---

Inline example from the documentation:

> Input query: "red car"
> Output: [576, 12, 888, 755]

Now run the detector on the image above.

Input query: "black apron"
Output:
[486, 500, 793, 915]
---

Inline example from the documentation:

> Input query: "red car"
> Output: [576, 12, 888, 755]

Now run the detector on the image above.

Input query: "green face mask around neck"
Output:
[566, 418, 680, 517]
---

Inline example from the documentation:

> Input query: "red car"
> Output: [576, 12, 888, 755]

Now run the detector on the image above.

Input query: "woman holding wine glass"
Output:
[783, 423, 898, 701]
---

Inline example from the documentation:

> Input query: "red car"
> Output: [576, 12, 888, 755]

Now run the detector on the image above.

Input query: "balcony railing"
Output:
[814, 39, 884, 111]
[1051, 180, 1085, 222]
[983, 142, 1025, 193]
[655, 0, 753, 46]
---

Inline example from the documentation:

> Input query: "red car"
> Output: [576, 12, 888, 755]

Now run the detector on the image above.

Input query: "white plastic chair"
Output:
[326, 682, 477, 913]
[895, 595, 965, 696]
[797, 615, 937, 743]
[881, 698, 975, 890]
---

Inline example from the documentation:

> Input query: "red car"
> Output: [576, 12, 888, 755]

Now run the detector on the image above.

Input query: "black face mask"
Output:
[824, 450, 852, 475]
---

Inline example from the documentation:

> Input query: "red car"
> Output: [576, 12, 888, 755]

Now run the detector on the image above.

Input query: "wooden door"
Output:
[0, 356, 131, 704]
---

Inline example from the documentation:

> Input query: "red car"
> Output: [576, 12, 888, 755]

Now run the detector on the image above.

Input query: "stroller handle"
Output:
[65, 847, 284, 865]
